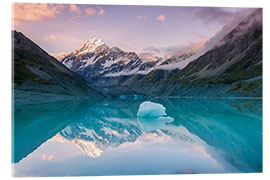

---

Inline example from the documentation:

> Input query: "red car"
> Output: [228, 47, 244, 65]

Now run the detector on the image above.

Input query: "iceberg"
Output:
[137, 101, 167, 117]
[137, 101, 174, 132]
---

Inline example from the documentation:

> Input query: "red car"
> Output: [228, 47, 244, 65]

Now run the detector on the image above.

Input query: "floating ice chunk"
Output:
[137, 101, 167, 117]
[137, 101, 174, 132]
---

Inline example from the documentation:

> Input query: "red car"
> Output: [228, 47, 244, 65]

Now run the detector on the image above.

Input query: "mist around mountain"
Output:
[57, 9, 262, 97]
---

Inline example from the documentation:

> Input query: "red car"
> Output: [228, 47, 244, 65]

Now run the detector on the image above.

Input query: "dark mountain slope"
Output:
[12, 31, 103, 104]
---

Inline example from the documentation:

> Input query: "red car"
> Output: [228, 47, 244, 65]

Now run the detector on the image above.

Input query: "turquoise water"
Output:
[12, 97, 262, 176]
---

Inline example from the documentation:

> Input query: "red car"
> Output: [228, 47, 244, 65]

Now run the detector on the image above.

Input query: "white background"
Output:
[0, 0, 269, 180]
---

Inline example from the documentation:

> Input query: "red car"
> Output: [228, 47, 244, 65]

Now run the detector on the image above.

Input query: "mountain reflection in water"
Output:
[12, 98, 262, 176]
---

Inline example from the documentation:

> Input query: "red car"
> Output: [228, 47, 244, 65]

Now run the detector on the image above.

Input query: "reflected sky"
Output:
[12, 98, 262, 176]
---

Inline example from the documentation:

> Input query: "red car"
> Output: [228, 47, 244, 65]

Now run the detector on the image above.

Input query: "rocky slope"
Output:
[125, 9, 262, 97]
[12, 31, 104, 104]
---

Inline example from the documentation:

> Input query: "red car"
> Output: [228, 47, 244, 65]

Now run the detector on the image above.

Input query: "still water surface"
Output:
[12, 97, 262, 176]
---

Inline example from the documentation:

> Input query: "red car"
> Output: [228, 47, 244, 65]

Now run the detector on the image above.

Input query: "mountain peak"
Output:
[74, 37, 106, 55]
[86, 37, 104, 45]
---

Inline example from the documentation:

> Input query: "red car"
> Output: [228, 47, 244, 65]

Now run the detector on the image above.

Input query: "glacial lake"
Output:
[12, 97, 262, 176]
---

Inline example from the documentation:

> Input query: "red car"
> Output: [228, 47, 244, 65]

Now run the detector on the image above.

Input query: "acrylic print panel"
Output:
[12, 2, 262, 177]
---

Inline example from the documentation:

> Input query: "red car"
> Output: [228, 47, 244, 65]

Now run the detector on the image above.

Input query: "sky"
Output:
[12, 3, 253, 57]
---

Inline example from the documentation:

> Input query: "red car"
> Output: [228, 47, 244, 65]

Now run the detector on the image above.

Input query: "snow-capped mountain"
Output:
[59, 38, 185, 88]
[75, 37, 105, 54]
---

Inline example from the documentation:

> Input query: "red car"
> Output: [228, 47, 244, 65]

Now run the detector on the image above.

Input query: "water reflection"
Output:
[137, 101, 174, 132]
[12, 100, 97, 163]
[12, 98, 262, 176]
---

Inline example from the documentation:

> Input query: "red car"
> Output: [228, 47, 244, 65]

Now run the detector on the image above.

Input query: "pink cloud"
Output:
[143, 36, 210, 58]
[168, 38, 210, 57]
[136, 15, 147, 20]
[42, 34, 56, 41]
[13, 3, 64, 26]
[97, 6, 105, 15]
[156, 14, 166, 21]
[85, 6, 105, 16]
[69, 4, 80, 13]
[85, 8, 97, 16]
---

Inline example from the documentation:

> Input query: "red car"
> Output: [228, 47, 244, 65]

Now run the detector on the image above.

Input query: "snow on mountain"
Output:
[57, 34, 202, 90]
[57, 122, 140, 158]
[72, 138, 104, 158]
[59, 37, 175, 87]
[74, 37, 105, 55]
[139, 53, 161, 62]
[159, 53, 194, 66]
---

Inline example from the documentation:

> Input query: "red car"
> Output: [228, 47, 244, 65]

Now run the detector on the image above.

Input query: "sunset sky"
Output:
[12, 3, 253, 57]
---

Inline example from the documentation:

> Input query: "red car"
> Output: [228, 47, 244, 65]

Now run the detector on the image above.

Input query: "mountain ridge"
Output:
[59, 38, 171, 88]
[12, 30, 104, 104]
